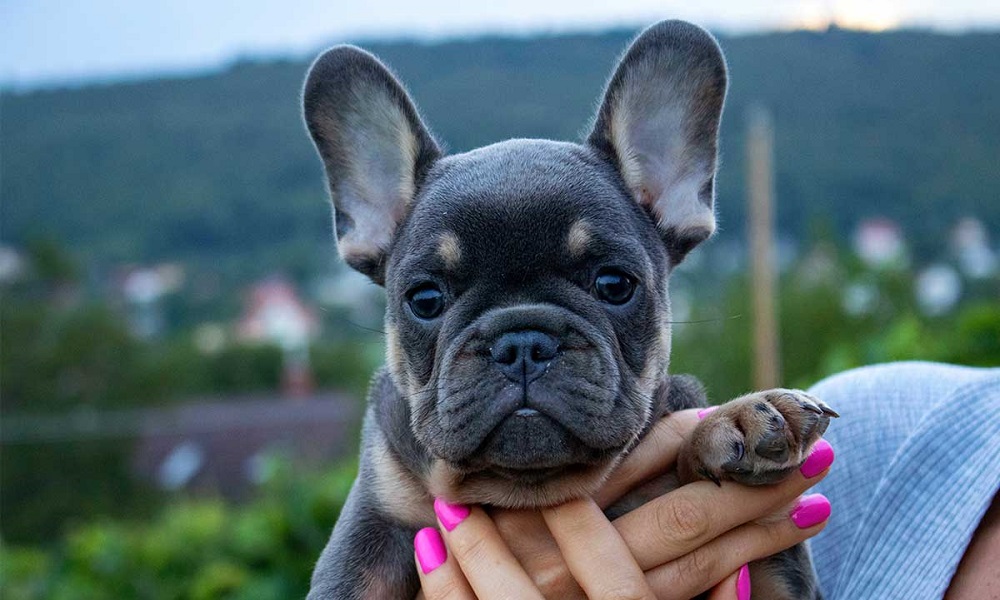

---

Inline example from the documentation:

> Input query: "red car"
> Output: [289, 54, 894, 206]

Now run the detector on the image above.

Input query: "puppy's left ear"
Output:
[588, 21, 727, 263]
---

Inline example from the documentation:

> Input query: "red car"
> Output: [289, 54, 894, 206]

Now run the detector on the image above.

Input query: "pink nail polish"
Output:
[790, 494, 831, 529]
[697, 406, 719, 419]
[434, 498, 470, 532]
[800, 439, 835, 478]
[414, 527, 447, 574]
[737, 563, 751, 600]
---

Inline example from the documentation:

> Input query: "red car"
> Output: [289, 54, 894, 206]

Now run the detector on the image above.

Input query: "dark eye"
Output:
[407, 284, 445, 320]
[594, 269, 636, 305]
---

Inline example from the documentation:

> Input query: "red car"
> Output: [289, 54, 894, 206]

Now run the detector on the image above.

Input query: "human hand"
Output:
[416, 408, 834, 599]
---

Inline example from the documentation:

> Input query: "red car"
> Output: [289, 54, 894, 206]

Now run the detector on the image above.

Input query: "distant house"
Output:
[117, 263, 185, 338]
[950, 217, 998, 279]
[131, 392, 360, 499]
[237, 277, 319, 349]
[853, 218, 907, 269]
[237, 277, 320, 396]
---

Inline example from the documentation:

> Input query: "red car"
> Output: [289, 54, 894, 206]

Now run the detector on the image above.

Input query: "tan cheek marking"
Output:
[370, 429, 435, 527]
[566, 220, 593, 258]
[386, 324, 423, 397]
[385, 323, 407, 390]
[437, 231, 462, 269]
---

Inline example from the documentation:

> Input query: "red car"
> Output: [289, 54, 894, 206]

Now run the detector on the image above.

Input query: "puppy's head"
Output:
[304, 21, 727, 507]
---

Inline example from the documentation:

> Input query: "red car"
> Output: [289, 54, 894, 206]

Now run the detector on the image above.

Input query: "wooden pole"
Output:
[747, 107, 781, 389]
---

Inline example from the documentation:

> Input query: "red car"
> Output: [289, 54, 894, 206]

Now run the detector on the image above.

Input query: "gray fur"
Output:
[304, 20, 820, 600]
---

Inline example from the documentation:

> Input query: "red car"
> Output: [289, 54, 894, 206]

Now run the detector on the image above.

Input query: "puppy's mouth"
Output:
[490, 464, 591, 484]
[428, 405, 628, 507]
[455, 406, 615, 479]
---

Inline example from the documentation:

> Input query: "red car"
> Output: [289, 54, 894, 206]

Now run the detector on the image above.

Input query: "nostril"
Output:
[491, 341, 518, 365]
[499, 346, 517, 365]
[530, 340, 558, 363]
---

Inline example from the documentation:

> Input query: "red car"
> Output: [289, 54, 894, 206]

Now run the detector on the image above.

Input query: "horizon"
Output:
[3, 23, 999, 93]
[3, 0, 1000, 90]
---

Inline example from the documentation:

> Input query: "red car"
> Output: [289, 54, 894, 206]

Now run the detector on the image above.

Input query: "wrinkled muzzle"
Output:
[418, 304, 648, 472]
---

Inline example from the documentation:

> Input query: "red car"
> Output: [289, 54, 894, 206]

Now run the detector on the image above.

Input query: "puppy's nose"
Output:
[491, 330, 559, 384]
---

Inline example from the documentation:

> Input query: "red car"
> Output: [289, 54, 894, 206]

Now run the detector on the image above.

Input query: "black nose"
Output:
[490, 330, 559, 384]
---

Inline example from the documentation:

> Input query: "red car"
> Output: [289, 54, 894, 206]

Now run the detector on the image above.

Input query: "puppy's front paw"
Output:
[682, 389, 838, 486]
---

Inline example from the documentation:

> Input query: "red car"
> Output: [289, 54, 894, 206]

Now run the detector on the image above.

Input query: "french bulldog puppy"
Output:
[303, 20, 836, 599]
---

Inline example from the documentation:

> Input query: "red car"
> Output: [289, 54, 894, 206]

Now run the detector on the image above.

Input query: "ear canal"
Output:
[588, 20, 728, 263]
[303, 46, 440, 284]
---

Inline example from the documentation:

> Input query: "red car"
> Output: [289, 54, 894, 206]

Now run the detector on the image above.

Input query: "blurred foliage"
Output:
[0, 460, 357, 600]
[1, 439, 161, 550]
[0, 242, 380, 544]
[3, 28, 1000, 284]
[0, 299, 286, 414]
[0, 240, 378, 413]
[671, 251, 1000, 402]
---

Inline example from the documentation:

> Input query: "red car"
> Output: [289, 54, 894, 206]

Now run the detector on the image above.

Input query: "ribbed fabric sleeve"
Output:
[807, 362, 1000, 600]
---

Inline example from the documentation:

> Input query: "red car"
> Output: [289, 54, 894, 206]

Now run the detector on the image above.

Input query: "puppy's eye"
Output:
[594, 269, 636, 305]
[407, 284, 445, 320]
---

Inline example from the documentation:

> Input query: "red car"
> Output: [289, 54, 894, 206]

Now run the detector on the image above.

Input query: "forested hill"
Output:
[3, 27, 999, 280]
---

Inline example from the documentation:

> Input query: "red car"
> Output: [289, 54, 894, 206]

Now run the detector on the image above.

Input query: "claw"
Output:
[698, 468, 722, 487]
[820, 406, 840, 418]
[801, 402, 823, 415]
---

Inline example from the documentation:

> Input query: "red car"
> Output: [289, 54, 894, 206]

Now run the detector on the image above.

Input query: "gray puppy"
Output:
[303, 20, 836, 599]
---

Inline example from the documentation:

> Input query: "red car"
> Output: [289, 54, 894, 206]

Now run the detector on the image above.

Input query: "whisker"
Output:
[665, 313, 743, 325]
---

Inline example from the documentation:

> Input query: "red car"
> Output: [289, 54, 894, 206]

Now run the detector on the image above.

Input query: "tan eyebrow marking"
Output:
[567, 219, 593, 258]
[437, 231, 462, 269]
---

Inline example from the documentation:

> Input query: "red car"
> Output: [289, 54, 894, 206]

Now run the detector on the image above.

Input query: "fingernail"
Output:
[414, 527, 447, 574]
[434, 498, 471, 532]
[800, 439, 835, 478]
[737, 563, 751, 600]
[697, 406, 719, 419]
[790, 494, 831, 528]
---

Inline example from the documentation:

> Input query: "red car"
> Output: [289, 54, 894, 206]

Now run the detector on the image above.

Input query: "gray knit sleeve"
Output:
[807, 362, 1000, 600]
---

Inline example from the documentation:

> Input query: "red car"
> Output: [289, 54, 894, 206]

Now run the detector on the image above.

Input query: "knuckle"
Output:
[537, 571, 584, 599]
[449, 531, 490, 566]
[429, 578, 464, 600]
[749, 520, 801, 558]
[678, 547, 720, 586]
[656, 495, 710, 544]
[599, 581, 653, 600]
[612, 459, 642, 488]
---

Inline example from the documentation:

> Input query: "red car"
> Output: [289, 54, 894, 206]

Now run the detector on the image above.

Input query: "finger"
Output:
[646, 494, 830, 600]
[543, 498, 656, 600]
[433, 499, 544, 600]
[493, 509, 587, 599]
[706, 564, 750, 600]
[415, 527, 476, 600]
[616, 441, 834, 569]
[595, 409, 701, 508]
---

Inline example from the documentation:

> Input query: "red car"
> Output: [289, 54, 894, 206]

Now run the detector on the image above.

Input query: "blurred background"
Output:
[2, 1, 998, 598]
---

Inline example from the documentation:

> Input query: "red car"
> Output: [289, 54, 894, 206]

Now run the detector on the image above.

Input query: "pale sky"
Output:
[2, 0, 998, 87]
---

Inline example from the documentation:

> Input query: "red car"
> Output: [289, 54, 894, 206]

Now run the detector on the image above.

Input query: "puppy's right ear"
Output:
[303, 46, 440, 284]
